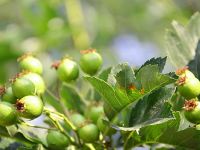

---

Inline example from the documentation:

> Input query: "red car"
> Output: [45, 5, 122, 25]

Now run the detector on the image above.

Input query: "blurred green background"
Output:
[0, 0, 200, 84]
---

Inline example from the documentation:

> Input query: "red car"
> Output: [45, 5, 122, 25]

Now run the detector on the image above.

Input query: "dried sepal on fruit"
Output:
[176, 67, 200, 99]
[184, 99, 200, 124]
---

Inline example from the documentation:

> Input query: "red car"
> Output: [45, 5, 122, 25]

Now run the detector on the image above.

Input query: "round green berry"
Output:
[56, 58, 79, 82]
[85, 104, 104, 123]
[22, 72, 46, 95]
[70, 113, 86, 127]
[184, 99, 200, 124]
[47, 130, 69, 150]
[12, 78, 35, 98]
[80, 49, 102, 75]
[16, 96, 43, 120]
[78, 123, 99, 143]
[18, 55, 43, 74]
[0, 102, 18, 126]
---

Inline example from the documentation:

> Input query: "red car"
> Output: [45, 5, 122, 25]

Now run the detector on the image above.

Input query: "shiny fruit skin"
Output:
[184, 101, 200, 124]
[78, 123, 99, 143]
[97, 116, 116, 136]
[47, 130, 69, 150]
[80, 51, 102, 75]
[23, 72, 45, 95]
[16, 96, 43, 119]
[2, 87, 17, 104]
[178, 77, 200, 99]
[0, 102, 18, 126]
[70, 113, 86, 127]
[12, 78, 35, 98]
[19, 56, 43, 74]
[85, 105, 104, 123]
[57, 59, 79, 82]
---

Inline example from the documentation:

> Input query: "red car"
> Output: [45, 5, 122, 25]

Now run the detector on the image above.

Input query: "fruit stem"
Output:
[85, 143, 96, 150]
[45, 88, 72, 116]
[45, 112, 77, 145]
[45, 89, 83, 146]
[44, 107, 76, 130]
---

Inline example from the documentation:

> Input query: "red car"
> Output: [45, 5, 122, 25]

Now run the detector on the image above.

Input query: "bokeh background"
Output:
[0, 0, 200, 84]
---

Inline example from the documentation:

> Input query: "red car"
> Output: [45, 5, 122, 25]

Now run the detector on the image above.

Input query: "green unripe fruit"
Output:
[85, 104, 104, 123]
[16, 96, 43, 119]
[97, 116, 116, 136]
[22, 72, 46, 95]
[58, 59, 79, 82]
[70, 113, 86, 127]
[177, 77, 200, 99]
[176, 67, 200, 99]
[80, 49, 103, 75]
[184, 99, 200, 124]
[78, 123, 99, 143]
[0, 87, 17, 104]
[47, 130, 69, 150]
[12, 78, 35, 98]
[54, 58, 79, 82]
[0, 102, 18, 126]
[18, 55, 43, 74]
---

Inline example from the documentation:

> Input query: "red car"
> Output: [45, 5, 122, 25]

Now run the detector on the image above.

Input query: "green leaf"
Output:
[0, 126, 35, 147]
[107, 88, 175, 131]
[0, 126, 9, 137]
[0, 138, 14, 149]
[86, 63, 176, 120]
[108, 63, 138, 89]
[128, 88, 175, 129]
[188, 40, 200, 80]
[170, 93, 185, 111]
[42, 92, 63, 113]
[165, 12, 200, 68]
[60, 83, 85, 113]
[136, 57, 167, 74]
[138, 113, 200, 149]
[98, 67, 112, 81]
[7, 125, 42, 145]
[136, 65, 176, 92]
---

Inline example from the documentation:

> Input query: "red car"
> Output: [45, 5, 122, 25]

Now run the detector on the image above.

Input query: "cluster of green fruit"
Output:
[0, 49, 116, 149]
[0, 54, 45, 126]
[47, 103, 116, 150]
[176, 67, 200, 124]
